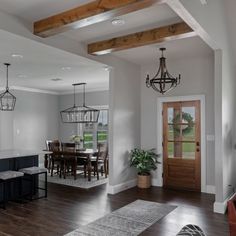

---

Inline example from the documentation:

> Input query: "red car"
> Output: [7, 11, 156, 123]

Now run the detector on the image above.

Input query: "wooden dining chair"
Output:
[61, 143, 87, 180]
[91, 143, 108, 180]
[49, 141, 63, 177]
[61, 143, 76, 179]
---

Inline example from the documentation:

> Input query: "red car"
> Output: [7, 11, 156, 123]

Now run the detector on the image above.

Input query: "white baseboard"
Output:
[151, 178, 162, 187]
[206, 185, 215, 194]
[214, 193, 236, 214]
[107, 179, 137, 195]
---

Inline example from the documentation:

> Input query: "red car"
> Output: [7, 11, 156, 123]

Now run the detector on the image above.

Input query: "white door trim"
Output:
[156, 95, 206, 193]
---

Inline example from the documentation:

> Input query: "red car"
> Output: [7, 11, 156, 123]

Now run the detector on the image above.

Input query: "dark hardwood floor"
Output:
[0, 183, 229, 236]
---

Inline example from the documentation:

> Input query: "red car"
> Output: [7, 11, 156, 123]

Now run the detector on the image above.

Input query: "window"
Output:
[97, 110, 108, 145]
[83, 109, 108, 149]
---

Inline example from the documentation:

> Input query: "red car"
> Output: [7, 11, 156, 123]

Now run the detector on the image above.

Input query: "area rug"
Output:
[65, 200, 177, 236]
[46, 173, 108, 189]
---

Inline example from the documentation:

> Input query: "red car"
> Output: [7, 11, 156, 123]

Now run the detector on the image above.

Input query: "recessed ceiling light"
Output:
[61, 66, 72, 70]
[11, 54, 23, 58]
[199, 0, 207, 5]
[111, 18, 125, 26]
[103, 66, 111, 71]
[51, 78, 62, 82]
[17, 74, 27, 78]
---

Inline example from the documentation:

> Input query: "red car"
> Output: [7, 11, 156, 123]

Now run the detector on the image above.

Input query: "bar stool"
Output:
[19, 166, 47, 200]
[0, 171, 24, 209]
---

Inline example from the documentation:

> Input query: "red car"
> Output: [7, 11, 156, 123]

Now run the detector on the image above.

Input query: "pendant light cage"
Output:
[146, 48, 181, 94]
[60, 83, 100, 123]
[0, 63, 16, 111]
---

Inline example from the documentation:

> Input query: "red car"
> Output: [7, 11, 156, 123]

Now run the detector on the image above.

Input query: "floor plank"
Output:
[0, 183, 229, 236]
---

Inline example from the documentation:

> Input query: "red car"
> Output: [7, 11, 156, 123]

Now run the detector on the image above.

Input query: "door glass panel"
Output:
[168, 124, 195, 141]
[182, 107, 195, 122]
[168, 142, 196, 159]
[168, 142, 174, 158]
[167, 108, 173, 123]
[182, 124, 195, 141]
[168, 107, 181, 124]
[182, 142, 196, 160]
[168, 125, 181, 141]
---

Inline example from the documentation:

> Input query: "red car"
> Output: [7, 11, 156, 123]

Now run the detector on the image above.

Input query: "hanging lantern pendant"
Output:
[0, 63, 16, 111]
[60, 83, 100, 123]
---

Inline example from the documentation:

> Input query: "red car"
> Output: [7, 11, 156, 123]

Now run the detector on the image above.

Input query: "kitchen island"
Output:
[0, 149, 46, 202]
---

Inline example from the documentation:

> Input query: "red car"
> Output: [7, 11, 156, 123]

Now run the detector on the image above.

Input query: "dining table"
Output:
[44, 149, 98, 181]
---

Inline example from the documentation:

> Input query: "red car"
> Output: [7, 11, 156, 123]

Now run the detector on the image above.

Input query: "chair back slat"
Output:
[49, 140, 60, 152]
[61, 143, 76, 152]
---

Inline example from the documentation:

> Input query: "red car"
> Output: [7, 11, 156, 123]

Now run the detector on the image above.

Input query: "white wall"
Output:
[108, 57, 141, 188]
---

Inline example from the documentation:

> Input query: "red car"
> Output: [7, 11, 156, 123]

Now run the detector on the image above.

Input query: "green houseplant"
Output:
[130, 148, 160, 188]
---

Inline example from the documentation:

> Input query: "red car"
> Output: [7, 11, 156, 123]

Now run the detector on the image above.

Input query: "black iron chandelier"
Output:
[60, 83, 100, 123]
[0, 63, 16, 111]
[146, 48, 181, 94]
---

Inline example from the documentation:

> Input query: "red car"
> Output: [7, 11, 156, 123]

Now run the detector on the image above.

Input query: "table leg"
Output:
[88, 156, 91, 182]
[44, 154, 48, 169]
[74, 158, 77, 180]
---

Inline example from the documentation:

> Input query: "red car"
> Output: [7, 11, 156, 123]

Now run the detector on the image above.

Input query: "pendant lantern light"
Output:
[0, 63, 16, 111]
[60, 83, 100, 123]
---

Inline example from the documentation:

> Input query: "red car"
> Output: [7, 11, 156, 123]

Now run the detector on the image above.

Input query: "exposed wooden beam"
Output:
[34, 0, 165, 37]
[88, 22, 196, 55]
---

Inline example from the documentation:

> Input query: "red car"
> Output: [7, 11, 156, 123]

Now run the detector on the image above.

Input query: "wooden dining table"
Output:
[44, 149, 97, 181]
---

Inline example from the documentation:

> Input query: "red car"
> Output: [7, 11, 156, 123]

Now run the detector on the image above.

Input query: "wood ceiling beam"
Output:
[34, 0, 165, 37]
[88, 22, 196, 55]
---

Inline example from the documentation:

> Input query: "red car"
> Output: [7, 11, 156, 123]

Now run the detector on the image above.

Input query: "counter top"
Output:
[0, 149, 50, 160]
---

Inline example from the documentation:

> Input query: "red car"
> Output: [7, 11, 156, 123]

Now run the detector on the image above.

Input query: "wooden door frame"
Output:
[156, 95, 206, 193]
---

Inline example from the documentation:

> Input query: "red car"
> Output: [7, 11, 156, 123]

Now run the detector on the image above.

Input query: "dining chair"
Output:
[61, 143, 76, 179]
[49, 141, 63, 177]
[91, 143, 108, 180]
[61, 143, 87, 180]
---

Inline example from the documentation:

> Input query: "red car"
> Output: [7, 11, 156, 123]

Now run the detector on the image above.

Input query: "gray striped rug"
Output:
[65, 200, 176, 236]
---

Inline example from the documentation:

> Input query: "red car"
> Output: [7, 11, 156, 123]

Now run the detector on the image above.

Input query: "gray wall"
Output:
[141, 55, 215, 186]
[13, 90, 59, 150]
[108, 56, 141, 186]
[0, 90, 59, 164]
[59, 90, 109, 142]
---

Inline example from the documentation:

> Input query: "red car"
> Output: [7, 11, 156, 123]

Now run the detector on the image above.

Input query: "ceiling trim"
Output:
[59, 87, 109, 95]
[88, 21, 196, 55]
[0, 86, 109, 96]
[11, 86, 59, 95]
[34, 0, 165, 37]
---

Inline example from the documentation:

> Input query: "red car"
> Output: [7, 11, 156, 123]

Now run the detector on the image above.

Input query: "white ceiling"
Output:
[64, 4, 180, 43]
[0, 1, 214, 92]
[0, 0, 94, 22]
[113, 36, 213, 65]
[0, 29, 109, 93]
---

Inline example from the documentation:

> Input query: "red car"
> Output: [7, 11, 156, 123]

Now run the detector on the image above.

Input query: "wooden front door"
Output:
[163, 101, 201, 191]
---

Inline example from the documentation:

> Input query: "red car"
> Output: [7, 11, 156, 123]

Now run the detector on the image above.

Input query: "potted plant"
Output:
[70, 135, 83, 149]
[130, 148, 160, 189]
